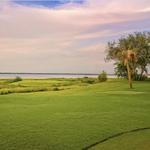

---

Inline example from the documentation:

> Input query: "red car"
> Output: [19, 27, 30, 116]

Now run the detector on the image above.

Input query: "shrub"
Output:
[81, 78, 95, 84]
[133, 74, 148, 81]
[13, 76, 22, 82]
[7, 76, 22, 83]
[98, 71, 107, 82]
[84, 76, 88, 79]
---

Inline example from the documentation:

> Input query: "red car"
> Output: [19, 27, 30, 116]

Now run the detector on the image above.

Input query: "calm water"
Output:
[0, 73, 116, 79]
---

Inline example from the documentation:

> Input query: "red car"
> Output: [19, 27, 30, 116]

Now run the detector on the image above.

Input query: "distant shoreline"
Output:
[0, 72, 149, 79]
[0, 72, 113, 75]
[0, 72, 116, 79]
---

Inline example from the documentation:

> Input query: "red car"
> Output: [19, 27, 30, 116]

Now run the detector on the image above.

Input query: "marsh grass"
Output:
[0, 78, 97, 95]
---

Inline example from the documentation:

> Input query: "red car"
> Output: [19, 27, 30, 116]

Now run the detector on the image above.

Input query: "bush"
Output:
[133, 74, 148, 81]
[7, 76, 22, 83]
[13, 76, 22, 82]
[98, 71, 107, 82]
[83, 76, 88, 79]
[81, 78, 95, 84]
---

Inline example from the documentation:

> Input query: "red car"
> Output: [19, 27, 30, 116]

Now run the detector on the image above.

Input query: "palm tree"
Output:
[122, 50, 136, 88]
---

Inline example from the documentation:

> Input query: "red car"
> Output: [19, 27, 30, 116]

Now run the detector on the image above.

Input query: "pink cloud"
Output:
[0, 0, 150, 73]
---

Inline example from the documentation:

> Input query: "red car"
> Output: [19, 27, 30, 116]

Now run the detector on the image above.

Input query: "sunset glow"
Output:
[0, 0, 150, 73]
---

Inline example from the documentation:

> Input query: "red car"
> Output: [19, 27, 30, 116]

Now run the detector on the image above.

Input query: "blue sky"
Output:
[12, 0, 85, 8]
[0, 0, 150, 73]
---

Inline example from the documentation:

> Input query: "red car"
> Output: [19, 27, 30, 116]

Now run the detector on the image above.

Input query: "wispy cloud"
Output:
[0, 0, 150, 73]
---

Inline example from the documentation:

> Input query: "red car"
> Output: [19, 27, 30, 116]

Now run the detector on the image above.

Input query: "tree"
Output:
[122, 50, 136, 88]
[106, 32, 150, 88]
[129, 32, 150, 79]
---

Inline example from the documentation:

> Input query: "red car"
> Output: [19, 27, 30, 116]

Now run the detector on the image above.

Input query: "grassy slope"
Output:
[91, 129, 150, 150]
[0, 79, 150, 150]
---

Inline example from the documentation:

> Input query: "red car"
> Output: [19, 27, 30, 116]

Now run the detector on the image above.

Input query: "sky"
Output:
[0, 0, 150, 73]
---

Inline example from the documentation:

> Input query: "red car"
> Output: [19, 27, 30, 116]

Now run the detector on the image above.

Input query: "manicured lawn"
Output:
[91, 129, 150, 150]
[0, 79, 150, 150]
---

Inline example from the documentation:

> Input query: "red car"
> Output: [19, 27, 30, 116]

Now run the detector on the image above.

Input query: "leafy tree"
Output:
[106, 32, 150, 88]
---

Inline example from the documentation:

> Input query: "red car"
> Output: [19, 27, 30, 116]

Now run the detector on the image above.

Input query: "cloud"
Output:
[0, 0, 150, 73]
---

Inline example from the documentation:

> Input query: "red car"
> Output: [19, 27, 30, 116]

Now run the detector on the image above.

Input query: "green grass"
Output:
[90, 129, 150, 150]
[0, 78, 97, 94]
[0, 78, 150, 150]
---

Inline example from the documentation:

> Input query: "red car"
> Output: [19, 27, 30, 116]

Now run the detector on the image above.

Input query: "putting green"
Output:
[90, 129, 150, 150]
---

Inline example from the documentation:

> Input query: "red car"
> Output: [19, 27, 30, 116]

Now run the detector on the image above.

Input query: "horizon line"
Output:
[0, 72, 115, 75]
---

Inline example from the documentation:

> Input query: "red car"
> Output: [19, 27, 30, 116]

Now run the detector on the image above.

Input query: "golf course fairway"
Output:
[0, 79, 149, 150]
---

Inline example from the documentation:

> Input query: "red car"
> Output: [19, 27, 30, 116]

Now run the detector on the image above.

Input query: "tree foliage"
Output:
[106, 32, 150, 81]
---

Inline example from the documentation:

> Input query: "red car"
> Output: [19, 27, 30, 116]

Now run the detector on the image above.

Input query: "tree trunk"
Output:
[126, 61, 132, 88]
[140, 66, 145, 80]
[140, 67, 144, 80]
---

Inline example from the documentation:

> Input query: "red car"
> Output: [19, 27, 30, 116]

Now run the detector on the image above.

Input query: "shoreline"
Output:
[0, 73, 116, 79]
